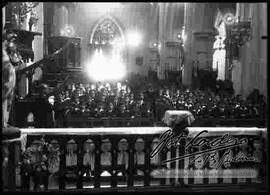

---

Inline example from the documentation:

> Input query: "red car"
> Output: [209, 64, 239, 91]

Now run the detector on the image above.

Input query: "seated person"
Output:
[63, 90, 71, 102]
[69, 96, 81, 116]
[85, 86, 91, 96]
[196, 102, 210, 118]
[138, 92, 145, 101]
[80, 103, 89, 117]
[172, 89, 181, 107]
[97, 95, 107, 105]
[218, 102, 226, 118]
[129, 93, 135, 105]
[245, 99, 259, 118]
[107, 91, 115, 103]
[118, 89, 126, 103]
[185, 98, 194, 112]
[78, 83, 86, 93]
[257, 95, 267, 118]
[95, 102, 106, 118]
[112, 96, 119, 108]
[106, 102, 117, 117]
[224, 100, 234, 118]
[86, 95, 96, 108]
[141, 102, 153, 118]
[175, 94, 186, 110]
[210, 102, 221, 117]
[158, 89, 163, 97]
[54, 93, 66, 127]
[117, 103, 131, 118]
[233, 98, 248, 118]
[126, 86, 131, 96]
[163, 89, 171, 99]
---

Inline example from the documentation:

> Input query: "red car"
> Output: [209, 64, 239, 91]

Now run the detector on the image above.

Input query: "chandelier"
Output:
[224, 15, 252, 47]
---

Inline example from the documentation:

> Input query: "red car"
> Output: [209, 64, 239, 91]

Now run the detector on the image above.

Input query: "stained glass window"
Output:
[92, 18, 122, 45]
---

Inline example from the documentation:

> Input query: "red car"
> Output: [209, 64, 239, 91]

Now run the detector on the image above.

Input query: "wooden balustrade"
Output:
[2, 127, 267, 191]
[2, 136, 25, 191]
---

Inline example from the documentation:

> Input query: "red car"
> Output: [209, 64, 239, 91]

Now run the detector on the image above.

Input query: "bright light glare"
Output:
[126, 31, 142, 47]
[111, 37, 125, 49]
[60, 25, 74, 36]
[86, 49, 126, 81]
[181, 28, 187, 43]
[224, 13, 235, 25]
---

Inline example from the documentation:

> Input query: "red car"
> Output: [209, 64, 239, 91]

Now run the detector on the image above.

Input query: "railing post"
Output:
[94, 136, 101, 188]
[127, 137, 135, 187]
[178, 130, 187, 186]
[76, 137, 84, 189]
[160, 146, 168, 186]
[5, 142, 17, 190]
[58, 137, 67, 189]
[144, 136, 151, 186]
[21, 135, 33, 191]
[2, 127, 22, 191]
[111, 137, 118, 188]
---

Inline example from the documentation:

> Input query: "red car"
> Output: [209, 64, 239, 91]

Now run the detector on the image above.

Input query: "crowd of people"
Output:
[53, 81, 154, 126]
[51, 76, 267, 127]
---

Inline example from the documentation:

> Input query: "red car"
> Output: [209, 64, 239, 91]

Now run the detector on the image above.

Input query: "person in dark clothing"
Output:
[106, 102, 117, 118]
[54, 93, 65, 127]
[35, 93, 55, 128]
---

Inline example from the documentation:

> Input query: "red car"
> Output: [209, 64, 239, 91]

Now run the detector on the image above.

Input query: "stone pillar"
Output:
[157, 3, 184, 80]
[192, 3, 217, 70]
[32, 3, 44, 81]
[183, 3, 217, 87]
[182, 3, 193, 87]
[193, 31, 216, 69]
[157, 3, 167, 80]
[236, 3, 267, 97]
[2, 7, 6, 29]
[53, 4, 69, 36]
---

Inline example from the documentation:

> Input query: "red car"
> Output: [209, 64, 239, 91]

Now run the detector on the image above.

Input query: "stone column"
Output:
[32, 3, 44, 81]
[237, 3, 267, 97]
[192, 3, 217, 70]
[158, 3, 184, 80]
[182, 3, 193, 87]
[2, 7, 6, 29]
[157, 3, 167, 80]
[183, 3, 217, 87]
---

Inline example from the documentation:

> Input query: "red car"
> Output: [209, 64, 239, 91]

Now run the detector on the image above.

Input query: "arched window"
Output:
[87, 16, 126, 81]
[90, 16, 125, 45]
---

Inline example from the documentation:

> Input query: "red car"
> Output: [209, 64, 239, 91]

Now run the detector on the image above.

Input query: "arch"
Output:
[90, 15, 125, 44]
[87, 15, 128, 82]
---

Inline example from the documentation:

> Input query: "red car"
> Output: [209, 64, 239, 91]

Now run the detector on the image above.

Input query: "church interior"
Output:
[2, 2, 268, 192]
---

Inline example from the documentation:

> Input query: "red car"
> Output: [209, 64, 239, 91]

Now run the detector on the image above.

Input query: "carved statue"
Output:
[2, 30, 24, 130]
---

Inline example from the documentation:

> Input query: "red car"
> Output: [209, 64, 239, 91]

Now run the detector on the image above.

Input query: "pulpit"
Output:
[47, 36, 81, 71]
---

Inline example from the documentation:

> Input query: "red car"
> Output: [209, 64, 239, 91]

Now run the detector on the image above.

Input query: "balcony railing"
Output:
[2, 127, 267, 192]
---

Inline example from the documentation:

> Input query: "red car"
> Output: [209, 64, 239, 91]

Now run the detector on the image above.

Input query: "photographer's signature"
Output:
[150, 129, 260, 166]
